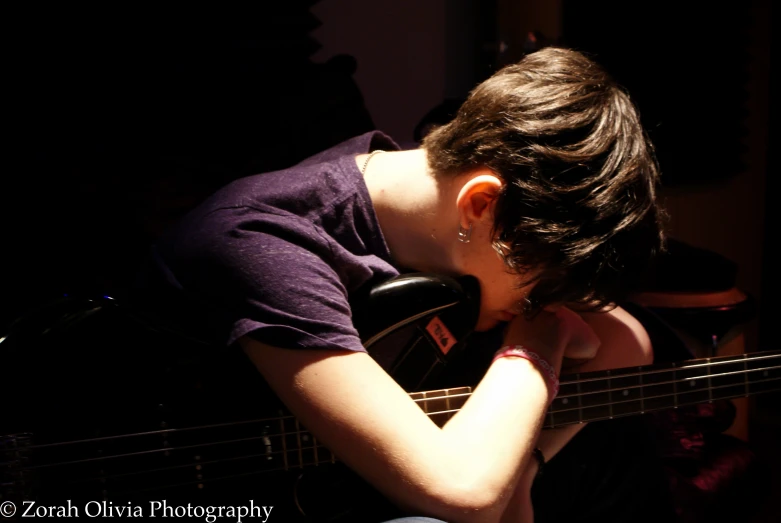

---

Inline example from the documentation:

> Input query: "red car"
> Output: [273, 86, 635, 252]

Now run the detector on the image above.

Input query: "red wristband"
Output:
[493, 345, 560, 399]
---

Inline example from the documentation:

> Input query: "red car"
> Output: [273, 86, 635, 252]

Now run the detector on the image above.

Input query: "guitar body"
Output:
[0, 274, 481, 522]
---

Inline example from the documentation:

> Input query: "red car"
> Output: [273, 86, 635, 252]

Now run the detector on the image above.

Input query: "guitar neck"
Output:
[8, 351, 779, 485]
[231, 349, 781, 470]
[410, 350, 781, 429]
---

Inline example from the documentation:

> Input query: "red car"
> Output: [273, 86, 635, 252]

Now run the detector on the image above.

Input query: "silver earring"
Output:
[457, 223, 472, 243]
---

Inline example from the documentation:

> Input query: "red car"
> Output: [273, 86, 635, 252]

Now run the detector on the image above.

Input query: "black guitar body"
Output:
[0, 274, 481, 522]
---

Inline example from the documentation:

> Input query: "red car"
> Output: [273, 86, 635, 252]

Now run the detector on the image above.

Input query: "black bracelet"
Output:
[532, 448, 546, 479]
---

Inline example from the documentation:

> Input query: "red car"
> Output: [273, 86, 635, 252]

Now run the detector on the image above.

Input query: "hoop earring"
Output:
[458, 223, 472, 243]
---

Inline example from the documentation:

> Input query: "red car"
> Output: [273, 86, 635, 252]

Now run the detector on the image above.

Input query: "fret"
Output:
[17, 350, 781, 499]
[261, 354, 778, 445]
[445, 389, 451, 424]
[422, 389, 451, 428]
[411, 387, 472, 427]
[606, 369, 643, 417]
[295, 419, 304, 469]
[274, 418, 328, 468]
[312, 436, 336, 465]
[282, 417, 302, 469]
[551, 381, 578, 406]
[313, 436, 336, 465]
[446, 387, 471, 420]
[261, 425, 273, 462]
[209, 353, 780, 470]
[549, 381, 582, 426]
[548, 353, 781, 424]
[747, 353, 781, 395]
[577, 370, 611, 421]
[709, 359, 749, 401]
[296, 425, 321, 467]
[641, 366, 676, 412]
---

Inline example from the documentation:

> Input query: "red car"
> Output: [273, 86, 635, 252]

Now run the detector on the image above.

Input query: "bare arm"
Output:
[500, 305, 654, 522]
[239, 308, 590, 523]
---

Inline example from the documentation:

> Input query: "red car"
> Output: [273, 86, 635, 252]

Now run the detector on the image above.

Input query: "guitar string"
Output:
[76, 375, 781, 499]
[12, 351, 780, 451]
[555, 361, 780, 399]
[104, 465, 317, 497]
[18, 415, 300, 449]
[10, 386, 781, 501]
[119, 376, 779, 498]
[548, 374, 781, 415]
[12, 351, 779, 451]
[63, 448, 307, 482]
[8, 378, 781, 495]
[554, 351, 781, 385]
[6, 359, 780, 455]
[14, 434, 312, 468]
[7, 371, 780, 473]
[18, 371, 781, 467]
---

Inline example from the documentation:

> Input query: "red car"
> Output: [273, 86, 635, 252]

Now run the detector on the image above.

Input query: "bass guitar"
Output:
[1, 274, 778, 521]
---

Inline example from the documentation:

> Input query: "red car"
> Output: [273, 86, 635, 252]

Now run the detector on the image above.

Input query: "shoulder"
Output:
[295, 131, 400, 168]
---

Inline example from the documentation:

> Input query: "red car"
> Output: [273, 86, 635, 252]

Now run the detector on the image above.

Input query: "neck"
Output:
[361, 149, 460, 274]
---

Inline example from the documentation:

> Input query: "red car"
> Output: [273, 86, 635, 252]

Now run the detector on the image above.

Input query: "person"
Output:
[136, 47, 671, 522]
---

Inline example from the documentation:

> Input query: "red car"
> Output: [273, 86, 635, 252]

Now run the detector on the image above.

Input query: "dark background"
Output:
[2, 0, 777, 519]
[3, 4, 378, 322]
[3, 1, 775, 346]
[2, 1, 774, 323]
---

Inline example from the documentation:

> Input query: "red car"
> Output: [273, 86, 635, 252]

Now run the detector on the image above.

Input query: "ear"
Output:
[455, 172, 504, 229]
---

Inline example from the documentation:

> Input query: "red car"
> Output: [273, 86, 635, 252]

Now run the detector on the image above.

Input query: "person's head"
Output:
[422, 47, 665, 318]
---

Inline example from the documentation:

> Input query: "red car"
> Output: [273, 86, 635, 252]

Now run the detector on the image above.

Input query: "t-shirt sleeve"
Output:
[162, 206, 367, 352]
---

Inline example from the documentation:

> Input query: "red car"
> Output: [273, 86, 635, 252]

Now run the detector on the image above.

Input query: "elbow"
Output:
[408, 475, 510, 523]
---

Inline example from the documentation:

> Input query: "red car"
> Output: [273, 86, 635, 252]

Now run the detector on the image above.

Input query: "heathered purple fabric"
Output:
[150, 131, 401, 351]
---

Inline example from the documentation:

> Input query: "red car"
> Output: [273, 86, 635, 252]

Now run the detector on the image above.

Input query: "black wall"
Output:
[3, 5, 375, 324]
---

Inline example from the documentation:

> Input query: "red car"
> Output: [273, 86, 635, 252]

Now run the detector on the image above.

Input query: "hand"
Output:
[502, 306, 600, 373]
[558, 306, 601, 361]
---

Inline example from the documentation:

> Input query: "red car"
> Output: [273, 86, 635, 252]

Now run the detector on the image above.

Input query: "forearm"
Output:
[498, 305, 655, 521]
[433, 357, 554, 516]
[243, 340, 558, 523]
[240, 308, 595, 523]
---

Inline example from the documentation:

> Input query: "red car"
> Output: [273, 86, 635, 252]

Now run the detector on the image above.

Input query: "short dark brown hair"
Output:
[422, 47, 665, 313]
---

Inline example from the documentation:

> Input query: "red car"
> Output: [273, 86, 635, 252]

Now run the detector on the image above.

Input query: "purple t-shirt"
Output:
[148, 131, 401, 352]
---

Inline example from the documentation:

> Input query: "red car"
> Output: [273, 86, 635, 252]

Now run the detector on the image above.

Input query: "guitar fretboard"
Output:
[271, 350, 781, 468]
[546, 350, 780, 428]
[6, 351, 779, 493]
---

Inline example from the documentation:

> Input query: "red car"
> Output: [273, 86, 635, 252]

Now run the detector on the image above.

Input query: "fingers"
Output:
[501, 307, 602, 371]
[502, 310, 567, 371]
